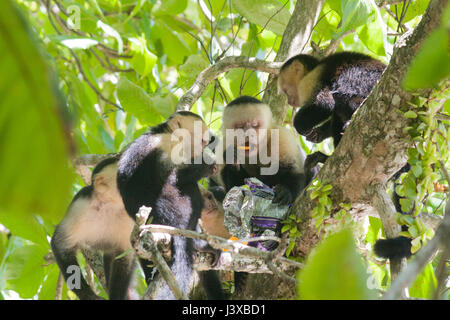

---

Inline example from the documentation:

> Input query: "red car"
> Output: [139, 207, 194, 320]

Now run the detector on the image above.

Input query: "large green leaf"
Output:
[336, 0, 372, 38]
[357, 3, 387, 56]
[116, 78, 163, 126]
[179, 54, 209, 88]
[4, 244, 47, 299]
[38, 264, 67, 300]
[233, 0, 291, 36]
[129, 36, 157, 77]
[409, 262, 437, 299]
[0, 1, 73, 228]
[403, 27, 450, 90]
[297, 229, 376, 299]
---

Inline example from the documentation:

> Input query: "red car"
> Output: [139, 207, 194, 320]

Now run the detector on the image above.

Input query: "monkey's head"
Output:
[199, 186, 230, 239]
[92, 160, 122, 203]
[222, 96, 272, 159]
[278, 54, 319, 107]
[165, 111, 216, 161]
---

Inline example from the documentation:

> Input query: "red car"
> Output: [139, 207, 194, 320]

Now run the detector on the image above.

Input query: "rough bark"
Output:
[290, 0, 447, 259]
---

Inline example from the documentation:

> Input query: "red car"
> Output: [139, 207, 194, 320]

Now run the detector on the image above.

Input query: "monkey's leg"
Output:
[51, 239, 102, 300]
[108, 250, 135, 300]
[103, 253, 114, 293]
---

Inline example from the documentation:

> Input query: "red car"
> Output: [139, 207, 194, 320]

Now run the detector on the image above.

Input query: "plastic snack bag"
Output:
[222, 178, 290, 250]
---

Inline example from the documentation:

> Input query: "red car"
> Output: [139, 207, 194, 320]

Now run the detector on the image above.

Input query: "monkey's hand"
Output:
[272, 184, 293, 205]
[304, 129, 323, 144]
[194, 239, 221, 267]
[205, 163, 219, 177]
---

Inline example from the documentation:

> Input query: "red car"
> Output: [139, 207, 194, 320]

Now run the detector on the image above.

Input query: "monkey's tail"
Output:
[374, 236, 412, 260]
[156, 236, 193, 300]
[374, 164, 412, 260]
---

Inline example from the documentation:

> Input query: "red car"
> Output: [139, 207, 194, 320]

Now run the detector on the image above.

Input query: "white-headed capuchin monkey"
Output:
[117, 111, 225, 300]
[278, 53, 413, 260]
[278, 52, 386, 147]
[221, 96, 310, 205]
[51, 156, 136, 300]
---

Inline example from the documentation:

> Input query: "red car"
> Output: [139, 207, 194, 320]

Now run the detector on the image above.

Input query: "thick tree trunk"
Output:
[291, 0, 446, 259]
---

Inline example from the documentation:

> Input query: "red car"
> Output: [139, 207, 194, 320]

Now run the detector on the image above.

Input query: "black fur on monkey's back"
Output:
[116, 112, 223, 300]
[290, 52, 386, 147]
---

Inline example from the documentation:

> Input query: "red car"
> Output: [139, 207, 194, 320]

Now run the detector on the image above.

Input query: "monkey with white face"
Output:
[51, 156, 135, 300]
[221, 96, 309, 205]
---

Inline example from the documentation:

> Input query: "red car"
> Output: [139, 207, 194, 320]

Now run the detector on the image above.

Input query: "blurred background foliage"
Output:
[0, 0, 448, 299]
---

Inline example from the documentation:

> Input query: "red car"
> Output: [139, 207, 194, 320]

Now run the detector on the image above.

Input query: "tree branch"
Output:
[175, 56, 282, 111]
[369, 184, 407, 294]
[290, 0, 448, 258]
[131, 206, 188, 300]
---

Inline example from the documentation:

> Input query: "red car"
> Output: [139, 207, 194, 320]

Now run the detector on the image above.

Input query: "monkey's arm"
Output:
[304, 151, 329, 184]
[293, 89, 335, 143]
[220, 164, 248, 192]
[272, 169, 306, 205]
[177, 163, 218, 184]
[51, 228, 103, 300]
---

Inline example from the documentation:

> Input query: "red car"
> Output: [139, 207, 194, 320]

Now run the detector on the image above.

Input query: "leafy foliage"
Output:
[0, 0, 447, 300]
[297, 229, 376, 300]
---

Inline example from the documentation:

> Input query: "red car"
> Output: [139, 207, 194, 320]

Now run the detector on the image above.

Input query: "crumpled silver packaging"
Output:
[222, 178, 290, 241]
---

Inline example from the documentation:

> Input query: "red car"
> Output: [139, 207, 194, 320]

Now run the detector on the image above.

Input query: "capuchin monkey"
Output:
[220, 96, 311, 295]
[279, 53, 413, 260]
[51, 156, 136, 300]
[200, 186, 231, 239]
[117, 111, 225, 300]
[278, 52, 386, 147]
[221, 96, 309, 205]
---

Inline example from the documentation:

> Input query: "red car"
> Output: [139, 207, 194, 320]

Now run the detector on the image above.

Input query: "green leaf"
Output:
[411, 164, 423, 177]
[403, 27, 450, 90]
[0, 2, 73, 226]
[232, 0, 291, 36]
[129, 36, 157, 77]
[151, 94, 177, 119]
[38, 264, 66, 300]
[97, 20, 123, 54]
[357, 5, 387, 55]
[404, 110, 418, 118]
[336, 0, 372, 37]
[116, 78, 163, 126]
[409, 262, 437, 299]
[366, 216, 382, 244]
[4, 244, 47, 299]
[179, 54, 209, 87]
[393, 0, 430, 23]
[297, 229, 375, 299]
[281, 225, 291, 234]
[153, 0, 188, 15]
[152, 21, 191, 65]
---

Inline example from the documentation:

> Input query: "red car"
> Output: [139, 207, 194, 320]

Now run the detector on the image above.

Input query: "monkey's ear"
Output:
[93, 174, 108, 195]
[291, 60, 305, 76]
[167, 116, 183, 132]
